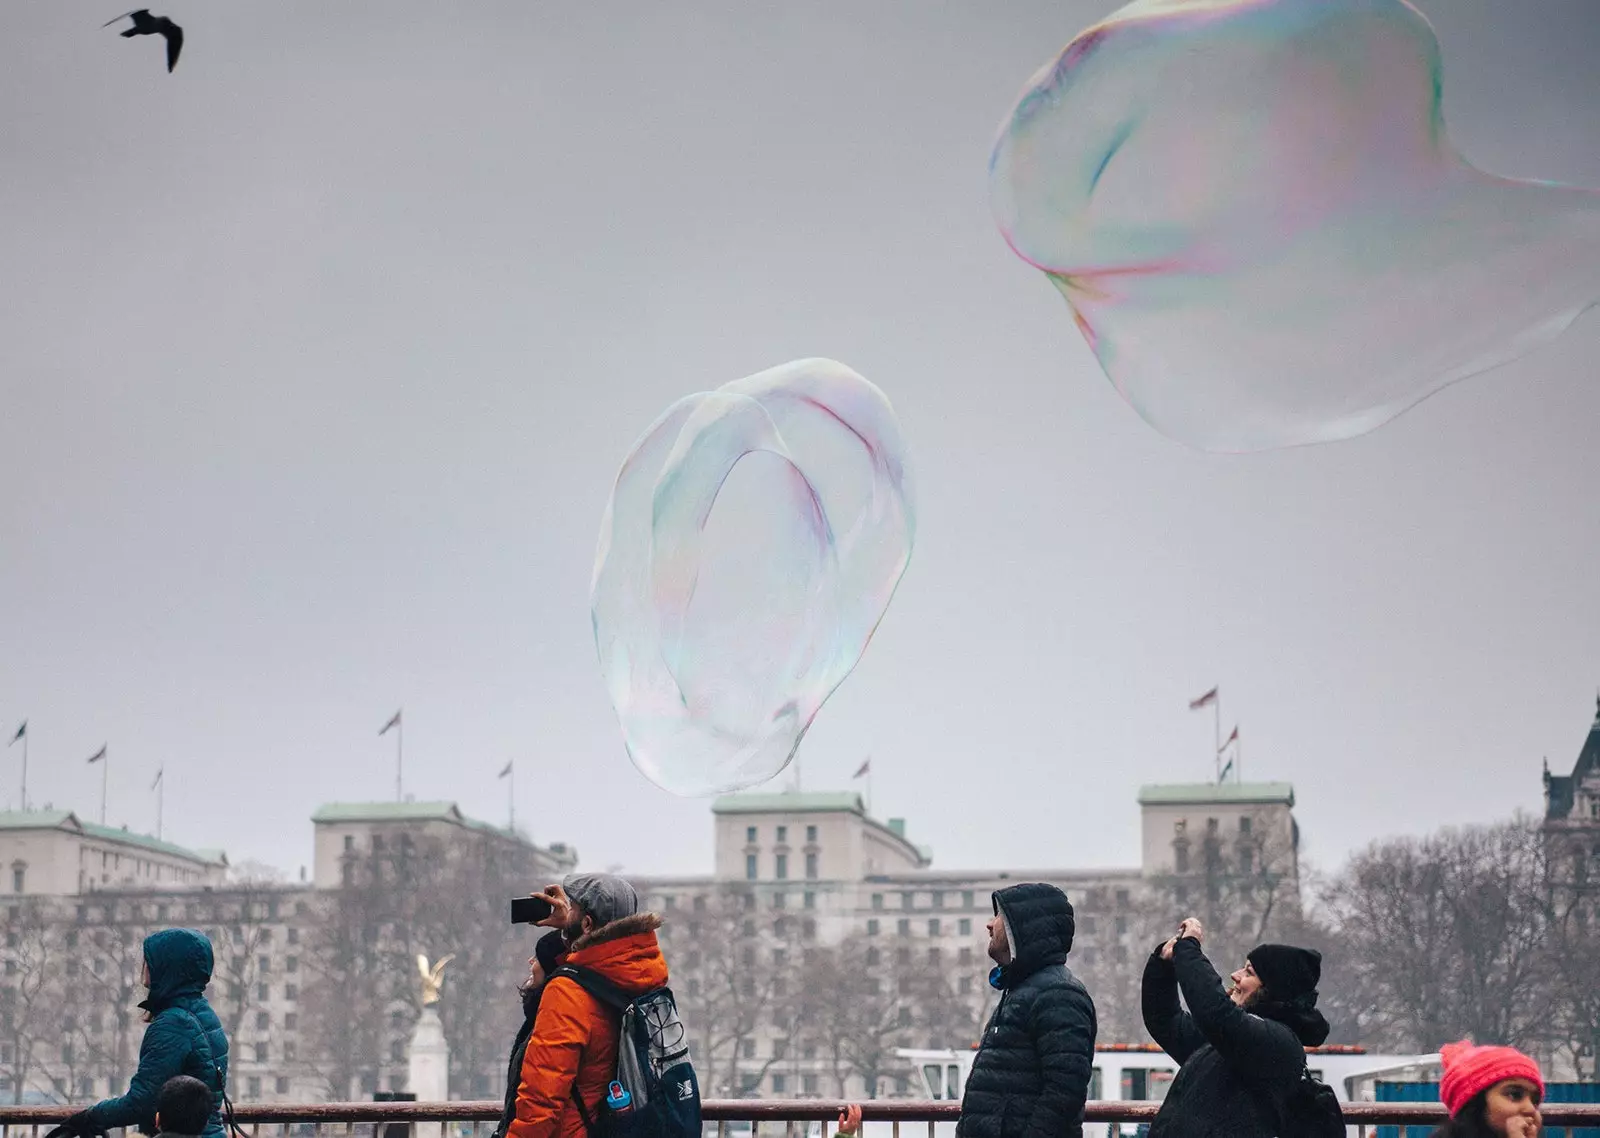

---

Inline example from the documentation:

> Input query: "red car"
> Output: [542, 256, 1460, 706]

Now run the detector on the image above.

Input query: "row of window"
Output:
[745, 852, 820, 880]
[745, 825, 820, 845]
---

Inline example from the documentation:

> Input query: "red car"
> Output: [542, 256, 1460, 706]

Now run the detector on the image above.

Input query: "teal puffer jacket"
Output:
[82, 929, 230, 1138]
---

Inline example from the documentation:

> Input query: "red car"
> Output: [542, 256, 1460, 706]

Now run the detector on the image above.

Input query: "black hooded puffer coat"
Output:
[956, 883, 1097, 1138]
[1142, 937, 1331, 1138]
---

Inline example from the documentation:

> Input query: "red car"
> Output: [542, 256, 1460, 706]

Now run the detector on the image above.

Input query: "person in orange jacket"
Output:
[507, 874, 669, 1138]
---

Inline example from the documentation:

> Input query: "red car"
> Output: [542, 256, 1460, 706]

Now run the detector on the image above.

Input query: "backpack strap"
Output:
[569, 1086, 599, 1136]
[553, 965, 633, 1013]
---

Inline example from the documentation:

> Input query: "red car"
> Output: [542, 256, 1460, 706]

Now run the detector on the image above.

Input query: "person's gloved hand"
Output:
[44, 1111, 104, 1138]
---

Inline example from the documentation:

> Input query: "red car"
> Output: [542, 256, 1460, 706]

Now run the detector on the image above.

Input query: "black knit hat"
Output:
[1247, 944, 1321, 1001]
[534, 930, 566, 976]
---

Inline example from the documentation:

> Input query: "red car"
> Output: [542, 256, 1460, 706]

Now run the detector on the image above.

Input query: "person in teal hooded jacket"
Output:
[51, 930, 231, 1138]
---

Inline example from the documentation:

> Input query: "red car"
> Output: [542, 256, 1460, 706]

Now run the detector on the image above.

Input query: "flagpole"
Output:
[20, 729, 27, 812]
[101, 750, 108, 825]
[509, 761, 516, 834]
[396, 715, 403, 802]
[156, 771, 164, 841]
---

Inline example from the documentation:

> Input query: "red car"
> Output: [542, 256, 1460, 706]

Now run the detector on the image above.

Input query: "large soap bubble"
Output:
[591, 359, 915, 797]
[991, 0, 1600, 453]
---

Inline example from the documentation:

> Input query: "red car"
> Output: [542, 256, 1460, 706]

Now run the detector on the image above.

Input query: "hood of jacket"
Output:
[991, 883, 1075, 988]
[1252, 994, 1331, 1047]
[142, 928, 214, 1010]
[564, 913, 668, 993]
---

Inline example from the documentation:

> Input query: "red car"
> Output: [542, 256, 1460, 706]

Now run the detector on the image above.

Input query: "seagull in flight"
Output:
[103, 10, 183, 73]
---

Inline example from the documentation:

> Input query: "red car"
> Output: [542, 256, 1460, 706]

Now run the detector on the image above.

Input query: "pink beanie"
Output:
[1438, 1039, 1544, 1117]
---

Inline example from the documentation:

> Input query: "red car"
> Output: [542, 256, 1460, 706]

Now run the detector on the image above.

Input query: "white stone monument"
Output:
[409, 954, 455, 1138]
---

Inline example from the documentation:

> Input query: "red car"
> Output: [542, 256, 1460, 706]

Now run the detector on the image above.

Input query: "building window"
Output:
[286, 955, 298, 973]
[958, 918, 972, 936]
[959, 976, 973, 994]
[867, 947, 882, 966]
[746, 826, 758, 843]
[1240, 816, 1252, 834]
[256, 1012, 270, 1030]
[960, 947, 973, 965]
[254, 1042, 269, 1062]
[1175, 844, 1190, 874]
[247, 1077, 261, 1098]
[932, 891, 944, 909]
[1240, 847, 1254, 874]
[928, 918, 941, 936]
[805, 853, 818, 879]
[773, 892, 787, 909]
[901, 891, 915, 910]
[962, 890, 974, 908]
[804, 891, 816, 909]
[867, 919, 880, 936]
[771, 1075, 786, 1095]
[275, 1077, 290, 1095]
[806, 825, 818, 843]
[284, 1041, 297, 1061]
[871, 893, 884, 910]
[285, 1013, 298, 1030]
[776, 825, 788, 844]
[802, 919, 816, 938]
[284, 984, 298, 1001]
[257, 983, 270, 1001]
[775, 854, 788, 880]
[1082, 916, 1096, 936]
[1115, 889, 1130, 908]
[740, 1039, 756, 1059]
[1115, 916, 1128, 936]
[927, 946, 941, 965]
[343, 835, 354, 851]
[803, 1075, 819, 1095]
[258, 956, 270, 973]
[287, 927, 299, 945]
[897, 919, 910, 937]
[745, 854, 758, 880]
[390, 1041, 404, 1062]
[10, 864, 24, 894]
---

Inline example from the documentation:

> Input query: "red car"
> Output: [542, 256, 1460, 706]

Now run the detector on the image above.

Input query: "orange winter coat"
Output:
[507, 914, 668, 1138]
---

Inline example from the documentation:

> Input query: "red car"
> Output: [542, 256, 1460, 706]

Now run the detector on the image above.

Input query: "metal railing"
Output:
[2, 1100, 1598, 1137]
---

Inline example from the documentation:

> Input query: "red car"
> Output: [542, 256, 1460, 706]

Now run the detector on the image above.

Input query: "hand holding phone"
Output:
[511, 895, 554, 925]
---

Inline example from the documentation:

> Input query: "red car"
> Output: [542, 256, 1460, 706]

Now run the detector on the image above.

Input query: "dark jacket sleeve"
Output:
[1170, 938, 1304, 1080]
[1142, 945, 1205, 1064]
[82, 1010, 194, 1131]
[1020, 981, 1097, 1138]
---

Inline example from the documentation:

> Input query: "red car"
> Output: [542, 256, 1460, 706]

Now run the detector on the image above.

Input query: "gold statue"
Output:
[416, 953, 456, 1007]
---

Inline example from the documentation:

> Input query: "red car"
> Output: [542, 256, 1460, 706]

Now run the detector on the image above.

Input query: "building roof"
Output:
[0, 810, 226, 866]
[1545, 696, 1600, 821]
[1136, 782, 1296, 807]
[711, 792, 866, 816]
[311, 801, 466, 824]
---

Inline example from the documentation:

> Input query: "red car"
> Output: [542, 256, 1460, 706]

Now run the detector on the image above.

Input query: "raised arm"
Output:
[1170, 938, 1302, 1075]
[1141, 944, 1204, 1064]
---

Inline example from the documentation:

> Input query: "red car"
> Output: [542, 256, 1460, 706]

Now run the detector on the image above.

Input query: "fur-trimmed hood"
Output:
[567, 912, 662, 954]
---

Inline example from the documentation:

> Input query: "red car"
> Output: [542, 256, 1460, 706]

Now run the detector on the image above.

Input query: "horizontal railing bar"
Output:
[1, 1100, 1598, 1126]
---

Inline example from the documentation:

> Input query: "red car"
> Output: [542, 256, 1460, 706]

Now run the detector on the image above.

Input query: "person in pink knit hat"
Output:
[1431, 1038, 1544, 1138]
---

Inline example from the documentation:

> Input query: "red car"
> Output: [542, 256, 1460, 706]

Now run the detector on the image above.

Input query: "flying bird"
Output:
[103, 10, 183, 73]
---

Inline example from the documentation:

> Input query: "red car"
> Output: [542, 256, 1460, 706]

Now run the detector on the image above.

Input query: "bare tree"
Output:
[1325, 817, 1553, 1053]
[0, 899, 68, 1104]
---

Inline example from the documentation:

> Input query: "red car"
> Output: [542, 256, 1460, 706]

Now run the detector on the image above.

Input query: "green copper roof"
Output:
[711, 792, 865, 815]
[0, 810, 226, 865]
[1137, 782, 1295, 807]
[311, 801, 464, 823]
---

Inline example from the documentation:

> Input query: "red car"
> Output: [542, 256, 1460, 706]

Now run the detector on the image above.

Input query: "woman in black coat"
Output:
[1141, 919, 1329, 1138]
[492, 932, 567, 1138]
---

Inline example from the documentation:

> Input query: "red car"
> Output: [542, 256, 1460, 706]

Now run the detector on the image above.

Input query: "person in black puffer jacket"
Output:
[957, 883, 1097, 1138]
[1142, 918, 1330, 1138]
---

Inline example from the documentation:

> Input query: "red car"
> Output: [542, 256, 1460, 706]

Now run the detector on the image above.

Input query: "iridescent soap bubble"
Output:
[990, 0, 1600, 452]
[591, 359, 915, 796]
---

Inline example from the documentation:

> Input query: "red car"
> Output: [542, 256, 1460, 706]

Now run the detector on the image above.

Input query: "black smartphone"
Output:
[511, 895, 554, 925]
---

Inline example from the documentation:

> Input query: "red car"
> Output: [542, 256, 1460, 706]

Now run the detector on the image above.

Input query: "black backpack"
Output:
[553, 965, 701, 1138]
[1278, 1067, 1344, 1138]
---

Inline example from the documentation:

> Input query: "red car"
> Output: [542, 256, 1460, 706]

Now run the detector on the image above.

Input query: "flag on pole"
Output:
[1219, 755, 1235, 782]
[379, 710, 401, 736]
[498, 761, 513, 779]
[1219, 725, 1239, 753]
[852, 758, 871, 779]
[87, 745, 107, 764]
[1188, 687, 1219, 711]
[8, 721, 23, 745]
[151, 767, 164, 790]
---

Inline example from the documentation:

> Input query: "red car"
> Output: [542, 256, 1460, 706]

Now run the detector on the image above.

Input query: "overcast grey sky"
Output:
[1, 0, 1596, 882]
